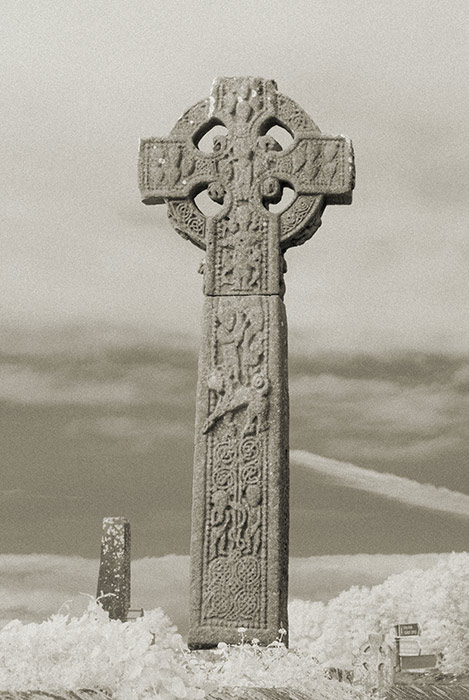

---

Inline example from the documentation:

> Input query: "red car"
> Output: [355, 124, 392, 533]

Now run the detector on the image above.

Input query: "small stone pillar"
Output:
[96, 517, 131, 621]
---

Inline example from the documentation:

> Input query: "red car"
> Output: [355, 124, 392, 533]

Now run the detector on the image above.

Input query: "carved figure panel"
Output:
[267, 136, 351, 194]
[209, 77, 278, 129]
[204, 204, 277, 296]
[139, 137, 218, 202]
[198, 296, 276, 629]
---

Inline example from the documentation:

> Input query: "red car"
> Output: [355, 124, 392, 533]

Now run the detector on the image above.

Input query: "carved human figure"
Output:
[181, 150, 195, 179]
[242, 374, 270, 436]
[255, 136, 281, 183]
[217, 151, 234, 184]
[218, 214, 239, 288]
[235, 80, 253, 122]
[151, 147, 166, 184]
[166, 145, 182, 186]
[233, 143, 253, 200]
[217, 307, 246, 383]
[261, 176, 282, 202]
[242, 302, 264, 375]
[249, 80, 263, 112]
[240, 484, 262, 555]
[248, 245, 262, 289]
[208, 181, 225, 204]
[322, 140, 339, 184]
[292, 140, 307, 174]
[231, 233, 260, 291]
[220, 208, 262, 292]
[306, 141, 322, 180]
[209, 489, 234, 560]
[223, 89, 237, 115]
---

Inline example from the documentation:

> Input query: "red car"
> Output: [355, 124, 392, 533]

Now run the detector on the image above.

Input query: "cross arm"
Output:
[260, 132, 355, 206]
[138, 137, 218, 205]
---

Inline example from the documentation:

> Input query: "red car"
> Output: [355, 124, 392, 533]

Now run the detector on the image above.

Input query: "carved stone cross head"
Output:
[139, 77, 354, 297]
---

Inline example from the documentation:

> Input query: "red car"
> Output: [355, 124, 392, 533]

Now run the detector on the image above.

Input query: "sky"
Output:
[1, 0, 468, 631]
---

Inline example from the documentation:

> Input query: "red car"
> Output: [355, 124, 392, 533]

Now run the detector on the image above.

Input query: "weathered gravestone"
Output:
[354, 632, 395, 697]
[139, 77, 354, 648]
[96, 517, 131, 622]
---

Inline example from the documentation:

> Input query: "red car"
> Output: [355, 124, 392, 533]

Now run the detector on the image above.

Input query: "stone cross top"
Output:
[139, 77, 354, 648]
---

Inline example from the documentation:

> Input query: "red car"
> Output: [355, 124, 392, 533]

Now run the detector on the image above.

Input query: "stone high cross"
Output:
[139, 77, 354, 648]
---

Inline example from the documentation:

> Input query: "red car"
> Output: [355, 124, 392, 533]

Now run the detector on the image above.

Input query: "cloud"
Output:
[291, 450, 469, 519]
[289, 354, 469, 472]
[0, 552, 449, 637]
[67, 415, 192, 453]
[0, 489, 81, 502]
[0, 364, 140, 406]
[322, 434, 457, 463]
[0, 326, 197, 408]
[0, 555, 99, 628]
[453, 364, 469, 391]
[289, 553, 447, 602]
[0, 554, 191, 633]
[0, 323, 197, 358]
[0, 490, 23, 498]
[2, 325, 467, 498]
[0, 362, 195, 408]
[290, 373, 461, 437]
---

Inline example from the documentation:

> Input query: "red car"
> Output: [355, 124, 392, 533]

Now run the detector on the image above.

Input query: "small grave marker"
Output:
[354, 632, 395, 697]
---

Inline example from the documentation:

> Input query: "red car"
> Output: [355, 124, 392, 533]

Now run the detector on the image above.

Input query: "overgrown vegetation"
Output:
[0, 600, 358, 699]
[290, 552, 469, 674]
[1, 553, 468, 698]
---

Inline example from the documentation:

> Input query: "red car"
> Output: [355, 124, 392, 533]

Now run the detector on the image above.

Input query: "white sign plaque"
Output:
[399, 637, 421, 656]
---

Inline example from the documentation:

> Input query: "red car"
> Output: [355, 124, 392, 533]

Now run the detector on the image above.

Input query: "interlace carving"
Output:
[167, 200, 206, 249]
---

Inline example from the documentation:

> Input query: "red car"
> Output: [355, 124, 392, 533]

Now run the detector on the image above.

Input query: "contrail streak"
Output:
[291, 450, 469, 518]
